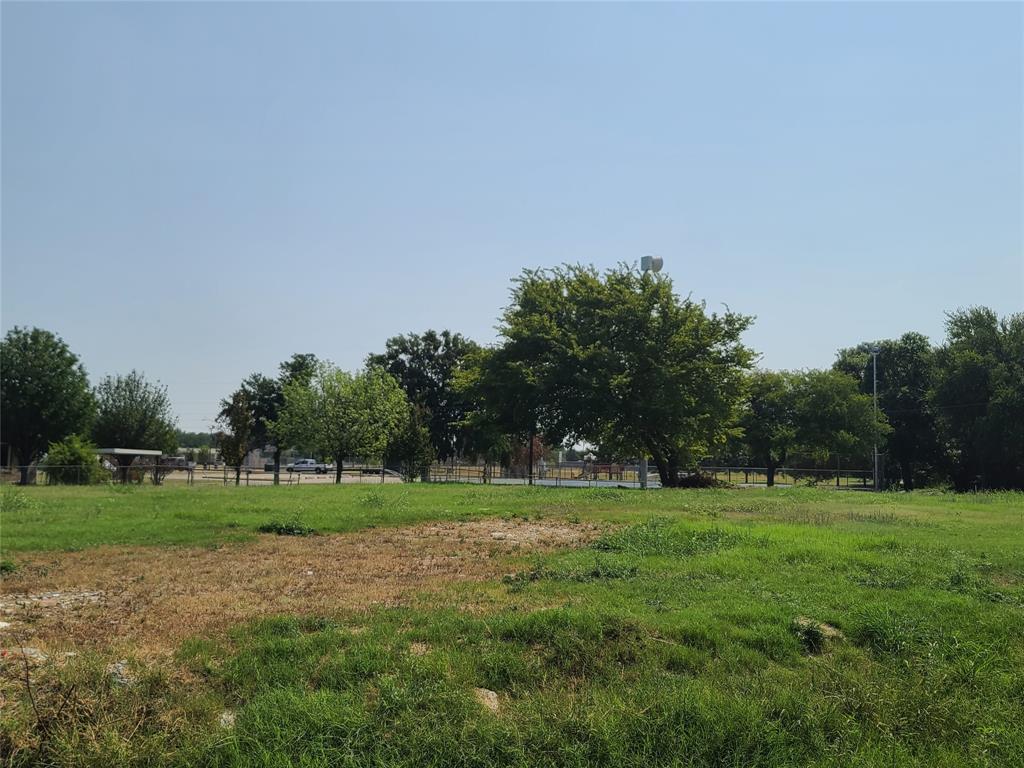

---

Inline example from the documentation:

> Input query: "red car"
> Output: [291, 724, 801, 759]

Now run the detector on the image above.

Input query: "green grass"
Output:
[2, 481, 1021, 553]
[1, 484, 1023, 767]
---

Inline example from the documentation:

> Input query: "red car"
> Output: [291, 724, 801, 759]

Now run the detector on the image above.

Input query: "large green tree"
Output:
[931, 308, 1023, 490]
[834, 332, 938, 490]
[791, 369, 888, 471]
[456, 344, 549, 482]
[368, 330, 479, 462]
[738, 371, 798, 487]
[472, 264, 755, 487]
[92, 371, 178, 480]
[273, 364, 409, 483]
[1, 327, 95, 483]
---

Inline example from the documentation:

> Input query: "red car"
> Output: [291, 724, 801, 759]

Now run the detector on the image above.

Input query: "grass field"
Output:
[1, 483, 1022, 767]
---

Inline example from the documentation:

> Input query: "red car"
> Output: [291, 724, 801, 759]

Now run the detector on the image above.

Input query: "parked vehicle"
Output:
[287, 458, 328, 474]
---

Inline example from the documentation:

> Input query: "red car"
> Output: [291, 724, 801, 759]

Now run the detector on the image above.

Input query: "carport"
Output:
[95, 448, 163, 483]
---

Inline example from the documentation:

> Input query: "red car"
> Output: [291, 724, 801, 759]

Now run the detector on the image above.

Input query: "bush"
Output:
[40, 435, 104, 485]
[257, 519, 316, 536]
[676, 472, 731, 489]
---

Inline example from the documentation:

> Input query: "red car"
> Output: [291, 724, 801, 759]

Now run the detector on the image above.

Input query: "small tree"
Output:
[218, 353, 319, 485]
[92, 371, 178, 482]
[385, 405, 436, 481]
[738, 371, 798, 487]
[41, 435, 104, 485]
[273, 364, 409, 483]
[792, 369, 889, 471]
[1, 327, 95, 483]
[217, 389, 252, 485]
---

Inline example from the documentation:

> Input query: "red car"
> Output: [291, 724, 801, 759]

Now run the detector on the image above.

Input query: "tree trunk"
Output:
[234, 466, 241, 486]
[666, 453, 681, 488]
[899, 459, 914, 492]
[18, 463, 30, 485]
[273, 448, 281, 486]
[335, 458, 343, 484]
[651, 450, 672, 487]
[765, 461, 776, 488]
[528, 428, 535, 486]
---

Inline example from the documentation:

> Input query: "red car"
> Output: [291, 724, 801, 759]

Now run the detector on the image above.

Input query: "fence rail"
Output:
[427, 462, 873, 489]
[2, 462, 874, 490]
[0, 464, 404, 486]
[701, 466, 873, 488]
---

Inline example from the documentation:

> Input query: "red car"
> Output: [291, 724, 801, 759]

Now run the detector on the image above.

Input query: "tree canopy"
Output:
[931, 308, 1024, 490]
[273, 364, 409, 483]
[216, 389, 252, 484]
[368, 330, 478, 462]
[737, 370, 798, 486]
[1, 327, 95, 482]
[465, 264, 755, 486]
[790, 369, 888, 465]
[92, 370, 178, 460]
[216, 353, 321, 482]
[834, 332, 938, 489]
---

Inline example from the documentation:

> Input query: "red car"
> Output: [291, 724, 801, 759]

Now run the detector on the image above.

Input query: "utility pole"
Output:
[637, 255, 663, 490]
[871, 345, 880, 491]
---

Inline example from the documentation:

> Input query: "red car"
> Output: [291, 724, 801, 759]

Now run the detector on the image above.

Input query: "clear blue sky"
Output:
[2, 2, 1021, 432]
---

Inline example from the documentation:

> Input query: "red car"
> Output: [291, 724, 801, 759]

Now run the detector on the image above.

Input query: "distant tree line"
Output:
[1, 327, 177, 483]
[3, 265, 1020, 490]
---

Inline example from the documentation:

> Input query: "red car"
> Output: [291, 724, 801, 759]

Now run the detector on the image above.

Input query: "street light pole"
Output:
[871, 345, 880, 491]
[637, 256, 663, 490]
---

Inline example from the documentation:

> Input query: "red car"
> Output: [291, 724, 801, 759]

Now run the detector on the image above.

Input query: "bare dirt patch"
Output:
[0, 519, 601, 655]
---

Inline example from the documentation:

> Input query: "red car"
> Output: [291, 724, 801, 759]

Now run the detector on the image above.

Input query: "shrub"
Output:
[257, 519, 316, 536]
[40, 435, 104, 485]
[676, 472, 731, 489]
[1, 485, 34, 513]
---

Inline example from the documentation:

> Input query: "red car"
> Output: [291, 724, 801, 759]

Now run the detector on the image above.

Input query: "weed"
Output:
[1, 485, 34, 514]
[593, 518, 747, 557]
[256, 519, 316, 536]
[505, 555, 639, 585]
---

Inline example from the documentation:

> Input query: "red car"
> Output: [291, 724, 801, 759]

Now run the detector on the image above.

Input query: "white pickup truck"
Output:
[287, 458, 329, 474]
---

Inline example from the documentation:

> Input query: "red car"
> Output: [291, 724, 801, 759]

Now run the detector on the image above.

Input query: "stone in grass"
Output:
[409, 642, 431, 656]
[473, 687, 501, 714]
[106, 659, 136, 686]
[792, 616, 844, 654]
[219, 710, 237, 729]
[3, 647, 48, 663]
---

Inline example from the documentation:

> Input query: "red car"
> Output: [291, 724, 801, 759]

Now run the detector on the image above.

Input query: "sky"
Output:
[2, 2, 1021, 432]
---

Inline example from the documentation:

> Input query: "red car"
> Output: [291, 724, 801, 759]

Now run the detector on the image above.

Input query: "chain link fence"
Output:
[0, 463, 404, 486]
[3, 462, 872, 489]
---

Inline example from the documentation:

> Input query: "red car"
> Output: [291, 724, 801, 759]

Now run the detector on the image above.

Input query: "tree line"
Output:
[1, 327, 177, 483]
[3, 264, 1021, 489]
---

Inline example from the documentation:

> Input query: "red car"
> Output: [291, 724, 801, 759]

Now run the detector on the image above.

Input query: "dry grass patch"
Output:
[0, 519, 602, 655]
